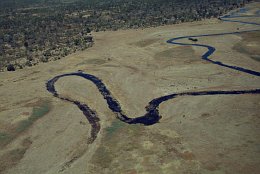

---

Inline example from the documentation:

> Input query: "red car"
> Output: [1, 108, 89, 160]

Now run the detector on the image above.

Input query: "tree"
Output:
[24, 41, 29, 48]
[7, 64, 15, 71]
[86, 27, 91, 33]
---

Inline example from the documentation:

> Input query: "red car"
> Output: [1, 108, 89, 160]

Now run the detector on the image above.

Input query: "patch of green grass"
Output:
[16, 101, 51, 133]
[29, 102, 50, 121]
[0, 132, 11, 140]
[105, 120, 125, 136]
[251, 55, 260, 62]
[16, 120, 32, 133]
[0, 132, 14, 147]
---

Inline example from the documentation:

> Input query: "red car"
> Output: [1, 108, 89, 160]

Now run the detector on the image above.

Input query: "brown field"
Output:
[233, 31, 260, 61]
[0, 2, 260, 174]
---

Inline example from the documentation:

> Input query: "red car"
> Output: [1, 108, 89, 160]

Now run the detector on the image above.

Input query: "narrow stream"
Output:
[46, 8, 260, 143]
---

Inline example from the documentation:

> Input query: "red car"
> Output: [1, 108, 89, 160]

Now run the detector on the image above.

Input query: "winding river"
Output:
[46, 7, 260, 143]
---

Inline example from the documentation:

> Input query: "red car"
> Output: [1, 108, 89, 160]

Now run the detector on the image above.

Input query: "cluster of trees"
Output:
[0, 5, 93, 71]
[83, 0, 253, 31]
[0, 0, 253, 71]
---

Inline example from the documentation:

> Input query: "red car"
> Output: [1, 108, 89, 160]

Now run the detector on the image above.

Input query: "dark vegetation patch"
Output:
[251, 55, 260, 62]
[0, 132, 13, 147]
[0, 137, 32, 174]
[16, 101, 50, 133]
[0, 148, 27, 174]
[201, 113, 211, 119]
[105, 120, 125, 136]
[0, 99, 51, 148]
[6, 64, 15, 71]
[0, 100, 49, 172]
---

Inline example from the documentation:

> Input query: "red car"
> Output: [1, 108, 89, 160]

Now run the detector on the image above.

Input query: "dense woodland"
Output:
[0, 0, 254, 71]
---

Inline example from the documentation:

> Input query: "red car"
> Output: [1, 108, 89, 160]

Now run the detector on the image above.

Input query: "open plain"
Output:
[0, 2, 260, 174]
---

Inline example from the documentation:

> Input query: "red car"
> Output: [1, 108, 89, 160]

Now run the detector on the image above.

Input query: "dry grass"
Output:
[0, 137, 32, 174]
[0, 100, 49, 173]
[76, 58, 107, 66]
[16, 100, 51, 133]
[233, 31, 260, 61]
[132, 38, 158, 47]
[0, 100, 51, 148]
[154, 46, 196, 59]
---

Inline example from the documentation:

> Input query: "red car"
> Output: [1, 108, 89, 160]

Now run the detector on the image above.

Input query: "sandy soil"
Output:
[0, 2, 260, 174]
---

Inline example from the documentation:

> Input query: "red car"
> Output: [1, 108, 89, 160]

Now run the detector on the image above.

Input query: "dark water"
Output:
[46, 8, 260, 142]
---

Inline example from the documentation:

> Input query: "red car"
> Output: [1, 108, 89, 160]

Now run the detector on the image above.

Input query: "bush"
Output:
[6, 64, 15, 71]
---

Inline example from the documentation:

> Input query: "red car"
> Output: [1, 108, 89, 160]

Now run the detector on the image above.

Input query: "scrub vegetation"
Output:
[0, 0, 252, 71]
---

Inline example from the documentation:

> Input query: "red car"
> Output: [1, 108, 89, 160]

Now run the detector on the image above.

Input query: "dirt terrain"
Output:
[0, 2, 260, 174]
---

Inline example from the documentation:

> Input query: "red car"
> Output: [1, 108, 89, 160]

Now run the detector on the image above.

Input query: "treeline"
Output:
[83, 0, 253, 31]
[0, 0, 254, 71]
